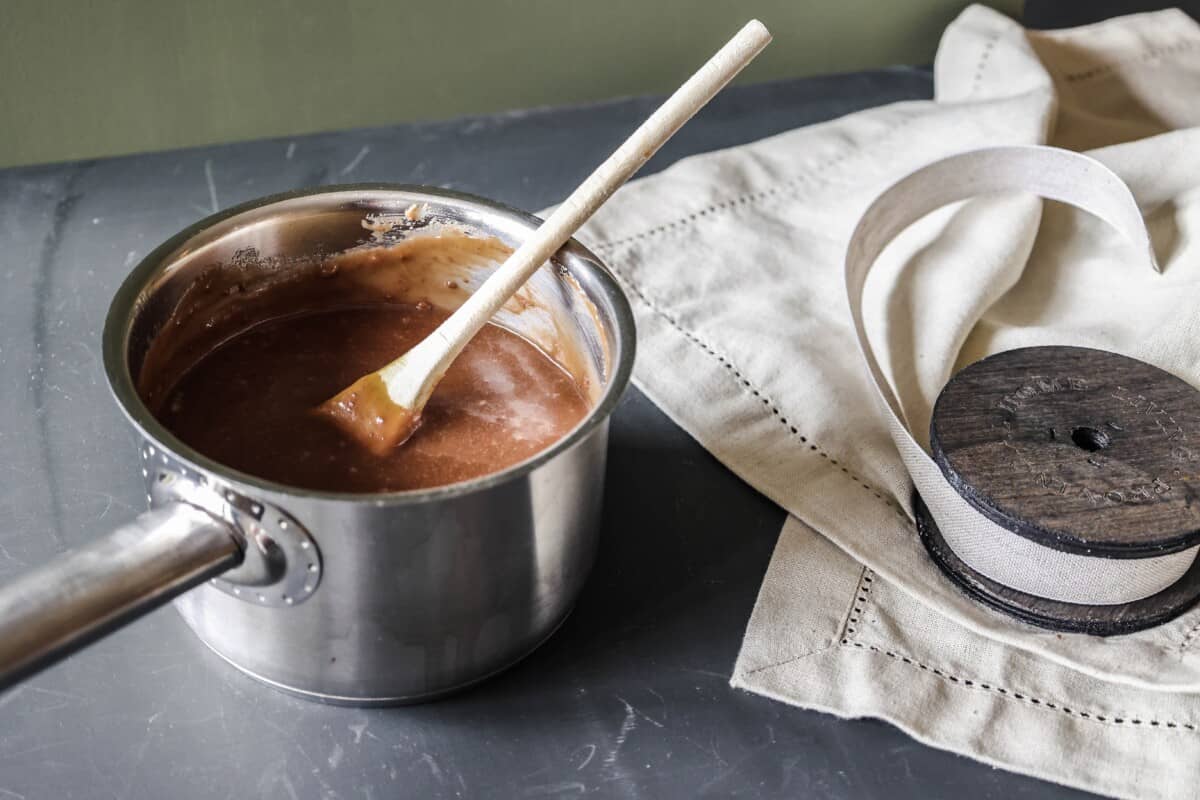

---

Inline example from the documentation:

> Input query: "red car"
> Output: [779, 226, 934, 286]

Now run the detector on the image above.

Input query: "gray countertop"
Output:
[0, 69, 1097, 798]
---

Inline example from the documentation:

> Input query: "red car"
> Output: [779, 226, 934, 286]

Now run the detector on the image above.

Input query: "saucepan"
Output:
[0, 185, 635, 704]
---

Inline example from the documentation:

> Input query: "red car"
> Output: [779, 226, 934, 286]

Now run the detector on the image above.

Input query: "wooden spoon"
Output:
[320, 20, 773, 454]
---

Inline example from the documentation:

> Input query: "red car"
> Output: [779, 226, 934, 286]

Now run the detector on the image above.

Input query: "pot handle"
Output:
[0, 502, 242, 690]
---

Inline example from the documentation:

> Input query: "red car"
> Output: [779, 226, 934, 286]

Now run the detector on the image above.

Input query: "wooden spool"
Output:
[918, 345, 1200, 635]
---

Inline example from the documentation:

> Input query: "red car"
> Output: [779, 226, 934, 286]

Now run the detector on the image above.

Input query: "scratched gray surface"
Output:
[0, 71, 1097, 799]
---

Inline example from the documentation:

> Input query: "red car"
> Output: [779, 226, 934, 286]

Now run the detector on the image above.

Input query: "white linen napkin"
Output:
[568, 6, 1200, 798]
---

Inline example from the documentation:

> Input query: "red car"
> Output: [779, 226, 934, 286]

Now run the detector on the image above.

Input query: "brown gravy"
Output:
[153, 303, 590, 492]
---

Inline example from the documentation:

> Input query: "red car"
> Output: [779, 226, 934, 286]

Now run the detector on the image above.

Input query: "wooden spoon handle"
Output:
[406, 20, 772, 394]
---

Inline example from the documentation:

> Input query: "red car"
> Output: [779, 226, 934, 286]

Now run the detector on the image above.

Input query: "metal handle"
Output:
[0, 502, 242, 689]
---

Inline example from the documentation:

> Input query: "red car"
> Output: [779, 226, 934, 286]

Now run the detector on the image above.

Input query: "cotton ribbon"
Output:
[845, 145, 1197, 605]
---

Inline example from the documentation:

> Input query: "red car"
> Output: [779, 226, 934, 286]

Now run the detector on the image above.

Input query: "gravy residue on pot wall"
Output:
[138, 227, 601, 493]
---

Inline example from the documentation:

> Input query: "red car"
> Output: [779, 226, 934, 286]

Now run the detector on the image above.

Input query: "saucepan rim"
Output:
[101, 183, 636, 506]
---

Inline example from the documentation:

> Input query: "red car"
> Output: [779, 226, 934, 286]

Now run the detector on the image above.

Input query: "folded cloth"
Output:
[567, 6, 1200, 798]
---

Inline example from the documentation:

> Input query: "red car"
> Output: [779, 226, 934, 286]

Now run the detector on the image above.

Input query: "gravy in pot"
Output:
[141, 232, 595, 493]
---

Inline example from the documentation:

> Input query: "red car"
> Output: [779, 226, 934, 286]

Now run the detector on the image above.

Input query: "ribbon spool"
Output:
[920, 346, 1200, 634]
[846, 146, 1200, 635]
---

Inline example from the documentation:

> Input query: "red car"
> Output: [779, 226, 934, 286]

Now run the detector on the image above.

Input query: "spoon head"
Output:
[317, 373, 420, 455]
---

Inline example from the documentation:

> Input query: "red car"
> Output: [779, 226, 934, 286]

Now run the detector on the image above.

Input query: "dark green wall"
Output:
[0, 1, 1020, 168]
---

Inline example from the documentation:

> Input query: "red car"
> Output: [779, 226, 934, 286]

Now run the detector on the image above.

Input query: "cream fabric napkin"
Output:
[569, 6, 1200, 798]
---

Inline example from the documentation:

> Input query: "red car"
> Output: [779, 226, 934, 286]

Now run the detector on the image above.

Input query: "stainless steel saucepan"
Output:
[0, 185, 635, 704]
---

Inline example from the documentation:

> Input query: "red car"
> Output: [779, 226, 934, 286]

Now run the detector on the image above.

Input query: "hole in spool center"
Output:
[1071, 426, 1110, 452]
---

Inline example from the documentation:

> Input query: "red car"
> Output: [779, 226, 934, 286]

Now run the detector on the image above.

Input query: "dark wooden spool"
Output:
[920, 345, 1200, 635]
